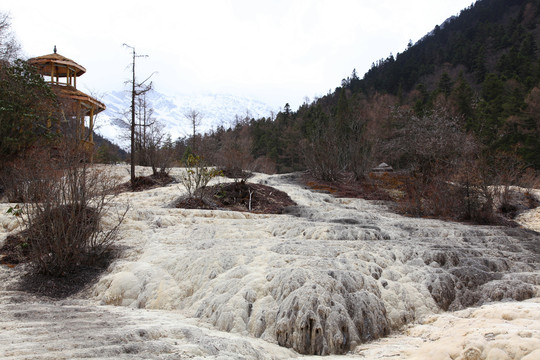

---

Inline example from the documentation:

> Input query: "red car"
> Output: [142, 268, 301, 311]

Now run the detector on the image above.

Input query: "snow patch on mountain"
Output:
[95, 90, 276, 149]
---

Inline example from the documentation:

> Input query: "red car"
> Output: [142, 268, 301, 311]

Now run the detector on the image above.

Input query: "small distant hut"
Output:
[372, 162, 393, 173]
[27, 46, 106, 160]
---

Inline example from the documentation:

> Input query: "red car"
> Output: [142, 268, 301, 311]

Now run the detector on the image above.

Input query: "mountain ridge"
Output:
[95, 90, 277, 148]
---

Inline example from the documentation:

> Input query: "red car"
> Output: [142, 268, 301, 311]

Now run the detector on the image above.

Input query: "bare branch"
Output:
[0, 12, 21, 62]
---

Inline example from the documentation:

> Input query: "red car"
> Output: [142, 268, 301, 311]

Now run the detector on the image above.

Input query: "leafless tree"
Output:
[143, 119, 171, 175]
[184, 109, 202, 153]
[0, 12, 20, 63]
[115, 90, 172, 176]
[385, 105, 468, 178]
[301, 119, 343, 182]
[135, 93, 156, 162]
[343, 116, 373, 180]
[123, 43, 153, 188]
[384, 105, 498, 220]
[217, 122, 254, 179]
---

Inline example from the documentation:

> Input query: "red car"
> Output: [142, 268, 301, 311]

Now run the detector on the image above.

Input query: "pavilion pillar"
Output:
[89, 107, 94, 144]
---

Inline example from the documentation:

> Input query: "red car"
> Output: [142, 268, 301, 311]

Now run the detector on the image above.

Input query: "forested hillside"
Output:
[193, 0, 539, 175]
[355, 0, 540, 166]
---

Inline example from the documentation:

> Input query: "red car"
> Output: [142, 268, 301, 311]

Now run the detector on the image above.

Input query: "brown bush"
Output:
[24, 204, 99, 275]
[250, 156, 276, 174]
[9, 144, 126, 276]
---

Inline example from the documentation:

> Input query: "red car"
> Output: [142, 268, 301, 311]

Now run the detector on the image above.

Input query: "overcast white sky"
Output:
[3, 0, 474, 109]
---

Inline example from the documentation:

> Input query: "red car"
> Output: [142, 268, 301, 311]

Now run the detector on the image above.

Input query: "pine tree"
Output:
[437, 72, 453, 97]
[0, 60, 58, 158]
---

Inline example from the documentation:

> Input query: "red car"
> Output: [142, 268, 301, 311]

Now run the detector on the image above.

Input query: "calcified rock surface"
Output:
[1, 165, 539, 359]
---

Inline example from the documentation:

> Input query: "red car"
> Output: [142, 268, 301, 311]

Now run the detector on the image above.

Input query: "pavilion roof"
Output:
[28, 52, 86, 77]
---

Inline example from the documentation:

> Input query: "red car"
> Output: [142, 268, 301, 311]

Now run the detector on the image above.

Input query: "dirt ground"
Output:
[0, 231, 117, 299]
[175, 181, 296, 214]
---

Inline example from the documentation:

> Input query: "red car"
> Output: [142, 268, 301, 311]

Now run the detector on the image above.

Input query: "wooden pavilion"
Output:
[27, 46, 106, 158]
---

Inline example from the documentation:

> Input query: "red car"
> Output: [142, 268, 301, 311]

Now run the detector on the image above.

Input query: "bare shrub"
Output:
[385, 106, 510, 223]
[251, 156, 276, 174]
[13, 146, 126, 276]
[392, 140, 532, 224]
[385, 106, 469, 177]
[181, 154, 222, 200]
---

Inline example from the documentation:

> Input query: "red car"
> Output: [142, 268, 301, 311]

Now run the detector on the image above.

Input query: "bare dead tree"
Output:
[184, 109, 202, 153]
[123, 43, 153, 188]
[112, 89, 171, 176]
[135, 92, 156, 165]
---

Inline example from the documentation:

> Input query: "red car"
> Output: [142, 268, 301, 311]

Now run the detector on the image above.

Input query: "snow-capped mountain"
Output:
[94, 90, 277, 149]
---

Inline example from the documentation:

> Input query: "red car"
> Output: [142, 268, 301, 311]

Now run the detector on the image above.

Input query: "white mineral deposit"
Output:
[1, 165, 539, 359]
